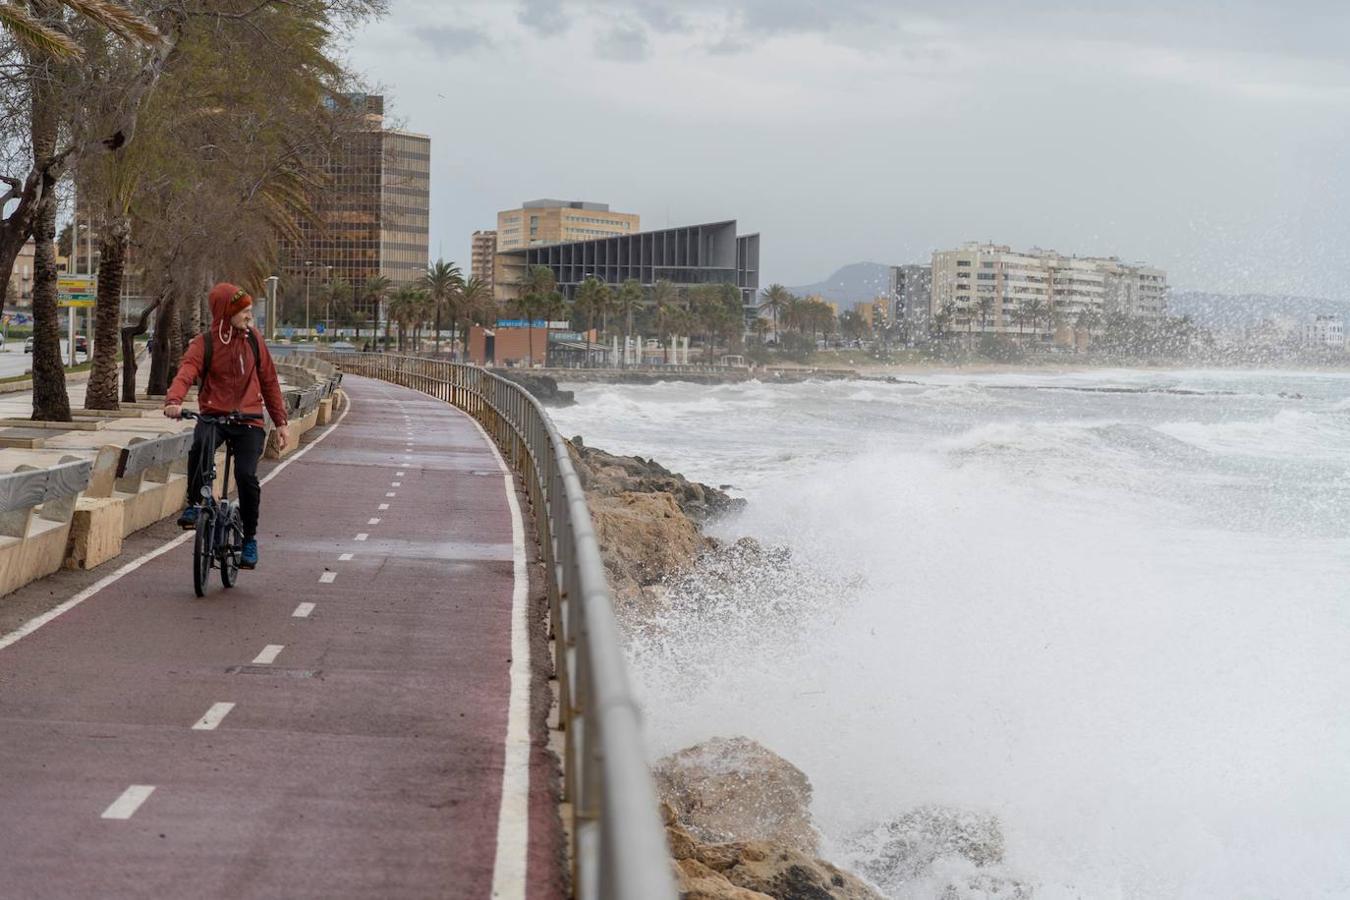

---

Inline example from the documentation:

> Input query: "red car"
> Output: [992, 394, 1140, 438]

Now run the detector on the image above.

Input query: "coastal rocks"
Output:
[497, 372, 576, 407]
[844, 807, 1031, 899]
[666, 803, 882, 900]
[569, 437, 745, 525]
[655, 737, 820, 856]
[589, 491, 705, 602]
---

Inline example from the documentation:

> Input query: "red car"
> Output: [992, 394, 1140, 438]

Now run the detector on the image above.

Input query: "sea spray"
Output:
[554, 369, 1350, 899]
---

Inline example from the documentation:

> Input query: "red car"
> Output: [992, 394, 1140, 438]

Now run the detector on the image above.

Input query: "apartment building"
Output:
[1302, 315, 1345, 349]
[471, 230, 497, 291]
[496, 200, 638, 252]
[930, 243, 1168, 338]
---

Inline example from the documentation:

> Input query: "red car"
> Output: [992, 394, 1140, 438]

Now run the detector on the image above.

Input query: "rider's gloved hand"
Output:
[163, 404, 183, 419]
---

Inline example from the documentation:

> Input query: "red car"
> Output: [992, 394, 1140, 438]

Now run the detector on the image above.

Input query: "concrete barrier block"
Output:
[0, 520, 71, 597]
[317, 397, 333, 426]
[65, 496, 125, 570]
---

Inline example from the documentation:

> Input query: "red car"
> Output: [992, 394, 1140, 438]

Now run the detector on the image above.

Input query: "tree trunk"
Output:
[86, 221, 128, 410]
[434, 303, 441, 355]
[29, 63, 69, 422]
[121, 295, 160, 403]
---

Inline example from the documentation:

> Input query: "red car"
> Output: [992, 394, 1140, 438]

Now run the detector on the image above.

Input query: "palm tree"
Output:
[1023, 298, 1047, 345]
[387, 285, 426, 352]
[458, 276, 493, 358]
[1, 0, 160, 59]
[758, 284, 791, 343]
[614, 279, 643, 367]
[975, 294, 995, 336]
[361, 275, 392, 348]
[650, 280, 679, 363]
[574, 276, 609, 336]
[420, 259, 463, 355]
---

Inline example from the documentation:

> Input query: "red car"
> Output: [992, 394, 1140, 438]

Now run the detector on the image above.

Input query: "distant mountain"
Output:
[784, 262, 892, 305]
[1169, 291, 1350, 333]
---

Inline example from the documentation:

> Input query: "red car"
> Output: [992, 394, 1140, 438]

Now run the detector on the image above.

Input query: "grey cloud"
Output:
[595, 23, 650, 62]
[517, 0, 571, 36]
[416, 24, 493, 55]
[629, 1, 689, 33]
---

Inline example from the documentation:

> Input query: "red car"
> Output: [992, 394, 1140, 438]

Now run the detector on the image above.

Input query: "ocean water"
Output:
[551, 369, 1350, 899]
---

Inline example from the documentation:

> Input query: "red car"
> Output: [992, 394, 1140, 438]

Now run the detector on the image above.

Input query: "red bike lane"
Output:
[0, 375, 564, 899]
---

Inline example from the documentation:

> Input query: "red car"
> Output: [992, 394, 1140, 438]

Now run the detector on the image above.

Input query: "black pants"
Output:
[186, 422, 266, 538]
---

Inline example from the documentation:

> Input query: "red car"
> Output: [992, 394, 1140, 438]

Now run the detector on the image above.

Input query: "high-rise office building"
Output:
[496, 200, 638, 252]
[889, 264, 932, 337]
[930, 243, 1167, 338]
[471, 230, 497, 291]
[277, 94, 430, 329]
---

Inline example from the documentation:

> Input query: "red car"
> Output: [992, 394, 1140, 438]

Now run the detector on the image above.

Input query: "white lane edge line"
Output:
[101, 785, 155, 820]
[252, 644, 284, 665]
[192, 701, 235, 731]
[292, 602, 315, 618]
[339, 552, 354, 561]
[319, 572, 337, 584]
[460, 410, 532, 900]
[0, 397, 354, 654]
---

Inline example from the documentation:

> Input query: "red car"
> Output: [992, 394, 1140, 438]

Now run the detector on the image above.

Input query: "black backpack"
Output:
[199, 328, 262, 400]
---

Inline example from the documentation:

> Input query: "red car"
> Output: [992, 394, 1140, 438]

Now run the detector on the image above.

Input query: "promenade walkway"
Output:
[0, 375, 563, 899]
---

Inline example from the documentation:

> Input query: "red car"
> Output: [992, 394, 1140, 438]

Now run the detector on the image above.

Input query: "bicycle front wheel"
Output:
[193, 511, 212, 597]
[220, 508, 242, 589]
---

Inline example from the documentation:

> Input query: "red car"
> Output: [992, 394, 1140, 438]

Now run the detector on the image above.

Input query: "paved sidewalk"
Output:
[0, 374, 563, 899]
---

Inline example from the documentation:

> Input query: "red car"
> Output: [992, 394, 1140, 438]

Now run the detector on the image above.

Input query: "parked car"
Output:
[75, 335, 89, 354]
[24, 336, 34, 353]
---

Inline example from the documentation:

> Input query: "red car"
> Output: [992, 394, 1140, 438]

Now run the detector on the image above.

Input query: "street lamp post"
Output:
[304, 260, 313, 338]
[264, 275, 279, 342]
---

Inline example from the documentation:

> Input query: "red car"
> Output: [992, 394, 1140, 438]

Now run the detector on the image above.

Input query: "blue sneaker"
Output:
[177, 507, 199, 530]
[240, 538, 258, 569]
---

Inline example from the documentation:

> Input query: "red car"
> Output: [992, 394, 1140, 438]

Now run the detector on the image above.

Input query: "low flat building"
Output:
[496, 199, 638, 252]
[495, 219, 761, 322]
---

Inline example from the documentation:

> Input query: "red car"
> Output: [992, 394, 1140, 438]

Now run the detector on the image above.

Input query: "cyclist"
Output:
[163, 282, 291, 569]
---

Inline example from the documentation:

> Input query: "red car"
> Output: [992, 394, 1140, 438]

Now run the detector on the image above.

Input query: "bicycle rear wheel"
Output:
[193, 510, 212, 597]
[220, 507, 242, 588]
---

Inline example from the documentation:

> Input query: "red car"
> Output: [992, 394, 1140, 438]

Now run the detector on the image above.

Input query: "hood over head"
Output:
[209, 282, 252, 327]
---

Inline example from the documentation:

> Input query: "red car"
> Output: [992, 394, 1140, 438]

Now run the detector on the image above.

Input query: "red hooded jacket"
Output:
[166, 284, 288, 428]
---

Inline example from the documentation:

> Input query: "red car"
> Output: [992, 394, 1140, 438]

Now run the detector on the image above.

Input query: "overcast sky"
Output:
[345, 0, 1350, 296]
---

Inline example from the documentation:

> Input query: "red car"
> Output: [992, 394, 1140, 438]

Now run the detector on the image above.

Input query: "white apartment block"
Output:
[1302, 315, 1345, 349]
[930, 243, 1168, 338]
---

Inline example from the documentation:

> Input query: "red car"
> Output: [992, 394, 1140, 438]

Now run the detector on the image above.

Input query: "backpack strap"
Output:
[196, 330, 263, 406]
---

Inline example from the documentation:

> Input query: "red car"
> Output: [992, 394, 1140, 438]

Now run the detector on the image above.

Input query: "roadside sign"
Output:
[58, 299, 96, 308]
[58, 275, 97, 307]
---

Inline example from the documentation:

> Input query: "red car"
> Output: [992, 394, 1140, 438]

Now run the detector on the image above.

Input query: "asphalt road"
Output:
[0, 375, 564, 899]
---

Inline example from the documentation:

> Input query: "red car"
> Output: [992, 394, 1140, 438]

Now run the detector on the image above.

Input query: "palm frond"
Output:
[1, 3, 82, 58]
[60, 0, 162, 46]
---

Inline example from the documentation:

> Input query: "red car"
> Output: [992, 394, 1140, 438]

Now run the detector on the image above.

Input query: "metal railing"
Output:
[320, 353, 675, 900]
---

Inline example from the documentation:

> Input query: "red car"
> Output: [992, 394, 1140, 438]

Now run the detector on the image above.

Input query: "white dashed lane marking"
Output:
[367, 518, 381, 525]
[292, 603, 315, 618]
[386, 492, 396, 498]
[192, 702, 235, 731]
[339, 552, 354, 561]
[391, 482, 401, 487]
[101, 785, 155, 820]
[319, 572, 337, 584]
[252, 644, 284, 665]
[379, 502, 390, 509]
[396, 471, 405, 477]
[355, 533, 369, 541]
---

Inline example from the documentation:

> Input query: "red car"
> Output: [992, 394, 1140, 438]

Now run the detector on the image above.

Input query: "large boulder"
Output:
[655, 737, 820, 856]
[589, 491, 704, 600]
[497, 372, 575, 406]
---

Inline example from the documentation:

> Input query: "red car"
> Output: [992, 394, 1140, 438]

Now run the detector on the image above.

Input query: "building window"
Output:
[956, 260, 972, 267]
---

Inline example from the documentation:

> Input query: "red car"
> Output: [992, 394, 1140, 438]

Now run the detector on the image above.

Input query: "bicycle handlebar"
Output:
[181, 410, 265, 424]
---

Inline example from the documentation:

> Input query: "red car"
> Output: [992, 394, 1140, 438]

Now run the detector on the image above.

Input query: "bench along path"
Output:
[0, 375, 563, 899]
